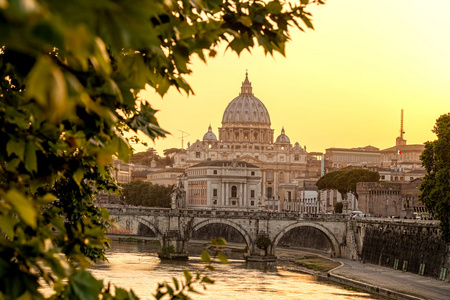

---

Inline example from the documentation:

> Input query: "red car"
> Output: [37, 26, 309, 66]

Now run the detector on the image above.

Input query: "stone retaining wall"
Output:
[358, 220, 450, 280]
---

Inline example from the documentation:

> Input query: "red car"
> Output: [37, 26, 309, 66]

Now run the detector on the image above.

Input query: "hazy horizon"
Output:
[135, 0, 449, 156]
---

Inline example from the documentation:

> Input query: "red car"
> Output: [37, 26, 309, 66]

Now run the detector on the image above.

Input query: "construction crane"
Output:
[177, 130, 190, 149]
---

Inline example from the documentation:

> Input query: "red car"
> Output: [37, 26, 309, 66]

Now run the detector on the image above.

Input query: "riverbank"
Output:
[275, 247, 450, 300]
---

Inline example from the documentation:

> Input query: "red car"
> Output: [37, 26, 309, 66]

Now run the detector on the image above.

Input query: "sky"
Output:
[137, 0, 450, 156]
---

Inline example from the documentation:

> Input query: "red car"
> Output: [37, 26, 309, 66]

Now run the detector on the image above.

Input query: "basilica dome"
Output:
[203, 125, 217, 141]
[275, 127, 290, 144]
[221, 73, 271, 126]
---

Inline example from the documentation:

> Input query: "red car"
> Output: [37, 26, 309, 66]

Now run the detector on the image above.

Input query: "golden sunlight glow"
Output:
[138, 0, 450, 155]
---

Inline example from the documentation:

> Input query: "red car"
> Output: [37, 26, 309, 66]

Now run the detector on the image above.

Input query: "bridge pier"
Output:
[158, 230, 189, 260]
[245, 233, 277, 262]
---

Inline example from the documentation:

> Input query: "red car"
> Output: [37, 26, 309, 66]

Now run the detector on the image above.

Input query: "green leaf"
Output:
[0, 213, 18, 239]
[5, 189, 37, 229]
[201, 276, 214, 284]
[4, 158, 21, 172]
[68, 270, 104, 300]
[26, 56, 68, 123]
[36, 193, 56, 205]
[73, 168, 85, 186]
[238, 16, 252, 27]
[172, 277, 179, 290]
[25, 141, 38, 173]
[6, 139, 25, 160]
[200, 250, 211, 264]
[217, 253, 228, 264]
[183, 270, 192, 283]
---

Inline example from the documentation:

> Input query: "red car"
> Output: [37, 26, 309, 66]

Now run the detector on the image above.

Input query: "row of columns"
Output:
[219, 127, 274, 143]
[218, 182, 251, 207]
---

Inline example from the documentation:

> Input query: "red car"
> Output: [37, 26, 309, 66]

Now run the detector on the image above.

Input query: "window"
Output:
[196, 152, 200, 158]
[381, 175, 385, 180]
[213, 170, 217, 174]
[251, 171, 255, 176]
[267, 187, 273, 199]
[213, 189, 218, 197]
[231, 186, 237, 197]
[251, 201, 255, 206]
[294, 155, 299, 161]
[251, 190, 255, 198]
[232, 201, 236, 205]
[287, 191, 291, 201]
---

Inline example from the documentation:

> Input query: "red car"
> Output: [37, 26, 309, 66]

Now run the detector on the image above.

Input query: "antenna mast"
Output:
[400, 109, 405, 139]
[178, 130, 190, 149]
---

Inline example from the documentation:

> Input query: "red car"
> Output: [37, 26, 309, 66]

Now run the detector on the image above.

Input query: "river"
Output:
[89, 241, 380, 299]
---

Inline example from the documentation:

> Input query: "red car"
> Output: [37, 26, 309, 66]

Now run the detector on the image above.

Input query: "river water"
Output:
[90, 241, 379, 300]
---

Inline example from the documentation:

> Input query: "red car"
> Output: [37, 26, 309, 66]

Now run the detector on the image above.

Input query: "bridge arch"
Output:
[114, 216, 164, 245]
[190, 219, 253, 250]
[272, 222, 341, 256]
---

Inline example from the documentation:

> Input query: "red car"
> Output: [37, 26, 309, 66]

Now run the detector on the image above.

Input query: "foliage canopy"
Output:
[121, 181, 173, 208]
[316, 168, 380, 200]
[0, 0, 324, 298]
[419, 113, 450, 243]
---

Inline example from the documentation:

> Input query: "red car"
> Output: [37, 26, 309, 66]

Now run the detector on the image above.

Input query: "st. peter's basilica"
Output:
[174, 73, 322, 210]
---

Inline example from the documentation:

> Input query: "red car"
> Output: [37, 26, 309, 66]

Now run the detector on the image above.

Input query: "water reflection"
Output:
[90, 241, 379, 300]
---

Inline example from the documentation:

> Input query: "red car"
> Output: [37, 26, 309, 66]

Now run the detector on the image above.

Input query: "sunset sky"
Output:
[138, 0, 450, 156]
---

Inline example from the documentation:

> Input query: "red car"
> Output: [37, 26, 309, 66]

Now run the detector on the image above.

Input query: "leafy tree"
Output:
[317, 168, 380, 201]
[256, 235, 272, 256]
[121, 181, 173, 207]
[0, 0, 324, 299]
[419, 113, 450, 243]
[129, 148, 165, 167]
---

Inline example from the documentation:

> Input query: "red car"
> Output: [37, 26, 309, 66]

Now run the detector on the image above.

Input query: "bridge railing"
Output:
[103, 205, 349, 221]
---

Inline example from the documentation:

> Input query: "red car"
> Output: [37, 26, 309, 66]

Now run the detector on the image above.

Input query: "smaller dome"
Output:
[275, 127, 290, 144]
[203, 125, 217, 141]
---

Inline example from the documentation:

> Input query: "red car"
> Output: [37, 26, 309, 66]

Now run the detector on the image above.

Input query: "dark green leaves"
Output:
[0, 0, 323, 299]
[4, 189, 37, 229]
[419, 113, 450, 242]
[67, 270, 104, 300]
[317, 169, 380, 200]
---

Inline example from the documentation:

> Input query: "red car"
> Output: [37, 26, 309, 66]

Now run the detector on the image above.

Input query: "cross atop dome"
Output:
[240, 71, 253, 95]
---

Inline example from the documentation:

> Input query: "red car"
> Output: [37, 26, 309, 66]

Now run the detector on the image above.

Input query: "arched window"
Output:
[231, 186, 237, 198]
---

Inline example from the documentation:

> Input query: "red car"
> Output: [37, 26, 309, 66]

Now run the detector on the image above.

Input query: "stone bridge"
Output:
[105, 205, 359, 260]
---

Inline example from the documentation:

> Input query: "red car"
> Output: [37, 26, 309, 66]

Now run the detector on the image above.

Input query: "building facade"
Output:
[324, 146, 380, 170]
[146, 168, 185, 186]
[174, 73, 321, 210]
[356, 179, 424, 218]
[183, 160, 262, 210]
